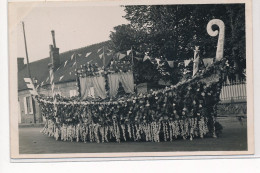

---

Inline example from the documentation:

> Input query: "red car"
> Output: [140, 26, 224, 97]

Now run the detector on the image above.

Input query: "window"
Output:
[69, 90, 77, 97]
[23, 96, 33, 114]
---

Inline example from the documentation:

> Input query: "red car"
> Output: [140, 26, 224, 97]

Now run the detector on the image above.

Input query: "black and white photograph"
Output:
[9, 0, 253, 159]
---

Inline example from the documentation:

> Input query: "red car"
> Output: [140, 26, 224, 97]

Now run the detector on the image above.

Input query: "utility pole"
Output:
[22, 22, 36, 124]
[22, 22, 32, 79]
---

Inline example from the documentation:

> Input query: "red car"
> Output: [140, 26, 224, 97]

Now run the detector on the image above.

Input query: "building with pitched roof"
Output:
[18, 36, 113, 124]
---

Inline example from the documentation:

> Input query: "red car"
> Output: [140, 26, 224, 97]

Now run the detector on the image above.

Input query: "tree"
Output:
[123, 5, 218, 60]
[110, 4, 246, 82]
[109, 24, 146, 53]
[224, 5, 246, 80]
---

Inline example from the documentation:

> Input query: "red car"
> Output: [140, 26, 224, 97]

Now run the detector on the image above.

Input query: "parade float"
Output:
[32, 19, 227, 143]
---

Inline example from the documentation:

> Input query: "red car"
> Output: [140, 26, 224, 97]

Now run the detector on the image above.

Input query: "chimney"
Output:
[17, 57, 25, 71]
[49, 30, 60, 70]
[51, 30, 56, 48]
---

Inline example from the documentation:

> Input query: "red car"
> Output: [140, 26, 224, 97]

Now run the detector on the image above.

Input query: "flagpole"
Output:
[74, 53, 80, 97]
[22, 22, 32, 79]
[22, 21, 36, 124]
[131, 46, 136, 92]
[103, 46, 105, 67]
[131, 46, 134, 71]
[75, 53, 78, 69]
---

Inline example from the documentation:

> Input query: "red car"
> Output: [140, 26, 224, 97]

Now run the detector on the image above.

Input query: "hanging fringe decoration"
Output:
[41, 116, 215, 143]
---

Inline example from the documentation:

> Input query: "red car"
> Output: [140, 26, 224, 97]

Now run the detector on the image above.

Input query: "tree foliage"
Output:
[110, 4, 246, 80]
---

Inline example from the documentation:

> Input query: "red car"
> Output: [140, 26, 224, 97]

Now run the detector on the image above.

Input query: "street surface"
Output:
[19, 117, 247, 154]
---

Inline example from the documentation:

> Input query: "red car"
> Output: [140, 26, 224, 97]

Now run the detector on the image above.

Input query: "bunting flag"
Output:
[134, 57, 142, 61]
[167, 60, 174, 68]
[135, 51, 142, 56]
[59, 75, 64, 81]
[24, 78, 38, 95]
[155, 58, 160, 64]
[86, 52, 92, 57]
[115, 52, 120, 59]
[184, 59, 191, 67]
[72, 61, 76, 66]
[226, 76, 231, 85]
[202, 58, 214, 67]
[99, 53, 104, 59]
[64, 60, 68, 67]
[143, 55, 151, 62]
[35, 84, 40, 90]
[118, 53, 126, 60]
[107, 51, 113, 56]
[97, 48, 102, 54]
[127, 49, 132, 56]
[71, 53, 75, 60]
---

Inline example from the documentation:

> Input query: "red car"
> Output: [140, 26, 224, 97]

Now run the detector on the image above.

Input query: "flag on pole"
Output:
[130, 47, 134, 71]
[86, 52, 92, 57]
[193, 49, 200, 76]
[24, 78, 38, 95]
[226, 76, 231, 84]
[49, 67, 55, 97]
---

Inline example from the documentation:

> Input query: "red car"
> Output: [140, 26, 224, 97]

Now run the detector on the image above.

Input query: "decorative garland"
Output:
[76, 59, 133, 78]
[38, 58, 227, 143]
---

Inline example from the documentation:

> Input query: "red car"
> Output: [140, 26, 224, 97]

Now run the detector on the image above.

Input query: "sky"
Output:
[14, 3, 129, 63]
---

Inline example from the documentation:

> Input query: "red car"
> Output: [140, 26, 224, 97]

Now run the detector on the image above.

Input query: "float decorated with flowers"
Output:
[33, 19, 227, 143]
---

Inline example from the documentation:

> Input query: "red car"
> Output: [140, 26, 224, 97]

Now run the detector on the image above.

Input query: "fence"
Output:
[220, 79, 247, 102]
